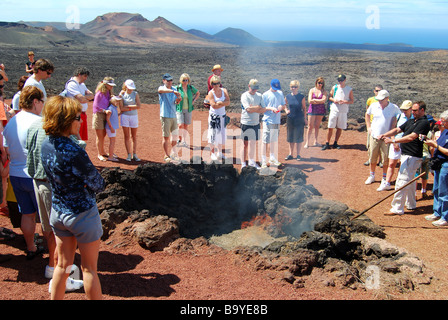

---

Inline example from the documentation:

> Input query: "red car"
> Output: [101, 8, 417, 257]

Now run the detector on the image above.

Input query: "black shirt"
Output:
[399, 115, 430, 157]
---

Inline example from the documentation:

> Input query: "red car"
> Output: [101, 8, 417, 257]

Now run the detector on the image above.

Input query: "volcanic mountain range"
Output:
[0, 12, 257, 47]
[0, 11, 435, 52]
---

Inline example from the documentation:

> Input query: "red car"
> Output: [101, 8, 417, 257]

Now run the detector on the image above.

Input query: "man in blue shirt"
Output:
[158, 73, 181, 162]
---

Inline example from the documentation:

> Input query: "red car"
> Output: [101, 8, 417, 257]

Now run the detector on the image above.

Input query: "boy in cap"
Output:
[158, 73, 182, 162]
[261, 79, 286, 168]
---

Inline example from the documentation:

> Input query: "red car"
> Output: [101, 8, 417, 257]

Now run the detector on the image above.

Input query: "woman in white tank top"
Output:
[206, 75, 230, 161]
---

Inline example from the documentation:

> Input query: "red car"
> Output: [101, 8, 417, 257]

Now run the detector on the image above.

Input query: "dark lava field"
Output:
[2, 45, 448, 120]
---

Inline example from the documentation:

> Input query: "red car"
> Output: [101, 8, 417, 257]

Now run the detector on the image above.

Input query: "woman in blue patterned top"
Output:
[41, 96, 105, 300]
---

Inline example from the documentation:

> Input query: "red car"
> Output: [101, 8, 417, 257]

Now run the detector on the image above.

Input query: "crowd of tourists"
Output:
[0, 51, 447, 301]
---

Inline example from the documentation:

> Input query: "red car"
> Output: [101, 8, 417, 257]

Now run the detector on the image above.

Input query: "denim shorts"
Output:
[10, 176, 38, 215]
[50, 205, 103, 244]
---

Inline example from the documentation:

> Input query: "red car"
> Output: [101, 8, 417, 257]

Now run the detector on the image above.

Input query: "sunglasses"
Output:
[212, 82, 221, 85]
[290, 86, 298, 89]
[317, 82, 324, 85]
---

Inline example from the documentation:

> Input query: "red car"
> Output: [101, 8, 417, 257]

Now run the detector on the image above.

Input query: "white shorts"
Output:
[388, 143, 402, 160]
[121, 114, 138, 128]
[328, 110, 347, 129]
[106, 126, 117, 138]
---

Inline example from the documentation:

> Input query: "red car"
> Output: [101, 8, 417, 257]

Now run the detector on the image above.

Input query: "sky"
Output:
[3, 0, 448, 48]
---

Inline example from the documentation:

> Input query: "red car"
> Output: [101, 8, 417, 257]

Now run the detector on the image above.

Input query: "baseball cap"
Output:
[376, 90, 390, 101]
[163, 73, 173, 81]
[125, 79, 136, 90]
[270, 79, 281, 91]
[337, 74, 346, 82]
[400, 100, 412, 110]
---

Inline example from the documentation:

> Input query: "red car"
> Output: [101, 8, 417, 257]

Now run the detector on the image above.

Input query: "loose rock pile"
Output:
[97, 162, 433, 294]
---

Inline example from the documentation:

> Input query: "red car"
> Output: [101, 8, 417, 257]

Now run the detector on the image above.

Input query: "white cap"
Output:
[125, 79, 136, 90]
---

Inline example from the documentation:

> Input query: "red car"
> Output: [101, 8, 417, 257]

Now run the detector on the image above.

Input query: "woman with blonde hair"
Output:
[284, 80, 307, 160]
[92, 77, 116, 161]
[176, 73, 200, 147]
[305, 77, 327, 148]
[41, 96, 105, 299]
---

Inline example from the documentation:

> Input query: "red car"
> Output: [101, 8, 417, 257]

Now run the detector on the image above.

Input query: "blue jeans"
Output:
[433, 162, 448, 220]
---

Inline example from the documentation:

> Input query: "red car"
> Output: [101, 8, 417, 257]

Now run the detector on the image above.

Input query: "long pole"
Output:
[351, 172, 427, 221]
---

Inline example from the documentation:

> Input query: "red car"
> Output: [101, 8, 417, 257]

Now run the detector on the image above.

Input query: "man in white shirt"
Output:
[23, 59, 54, 101]
[65, 67, 94, 141]
[364, 90, 401, 185]
[240, 79, 266, 169]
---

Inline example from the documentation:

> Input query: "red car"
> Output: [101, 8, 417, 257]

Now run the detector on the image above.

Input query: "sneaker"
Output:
[261, 162, 268, 169]
[45, 265, 54, 279]
[433, 218, 448, 227]
[248, 161, 261, 170]
[164, 155, 171, 163]
[321, 143, 330, 150]
[241, 162, 247, 169]
[333, 142, 341, 149]
[296, 155, 302, 161]
[133, 154, 141, 161]
[425, 214, 439, 221]
[364, 161, 370, 166]
[126, 154, 132, 162]
[377, 180, 391, 191]
[49, 278, 84, 293]
[269, 158, 282, 166]
[285, 155, 293, 160]
[365, 175, 375, 185]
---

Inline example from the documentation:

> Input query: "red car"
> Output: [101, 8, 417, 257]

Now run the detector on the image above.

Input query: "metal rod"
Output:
[351, 172, 427, 220]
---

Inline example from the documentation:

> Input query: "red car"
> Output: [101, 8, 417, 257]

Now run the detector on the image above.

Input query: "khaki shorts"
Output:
[161, 117, 178, 138]
[33, 180, 52, 233]
[92, 112, 107, 130]
[369, 136, 389, 167]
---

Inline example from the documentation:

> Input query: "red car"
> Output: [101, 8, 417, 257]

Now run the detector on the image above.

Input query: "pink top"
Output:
[92, 91, 111, 113]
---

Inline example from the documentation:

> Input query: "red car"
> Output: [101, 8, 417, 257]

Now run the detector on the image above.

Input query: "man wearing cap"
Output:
[379, 101, 431, 216]
[364, 85, 384, 166]
[158, 73, 182, 162]
[261, 79, 286, 168]
[240, 79, 266, 169]
[322, 74, 354, 150]
[364, 90, 401, 186]
[65, 67, 94, 141]
[208, 65, 223, 93]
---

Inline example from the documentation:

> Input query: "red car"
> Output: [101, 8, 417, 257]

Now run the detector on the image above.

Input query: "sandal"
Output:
[26, 245, 45, 260]
[97, 155, 107, 162]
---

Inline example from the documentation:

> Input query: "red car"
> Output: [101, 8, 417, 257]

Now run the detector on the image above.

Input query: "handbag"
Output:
[429, 157, 444, 171]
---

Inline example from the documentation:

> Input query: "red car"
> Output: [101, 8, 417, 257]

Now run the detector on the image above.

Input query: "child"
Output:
[106, 96, 121, 162]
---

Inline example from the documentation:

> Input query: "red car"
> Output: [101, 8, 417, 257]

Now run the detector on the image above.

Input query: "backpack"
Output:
[59, 79, 77, 97]
[327, 84, 338, 112]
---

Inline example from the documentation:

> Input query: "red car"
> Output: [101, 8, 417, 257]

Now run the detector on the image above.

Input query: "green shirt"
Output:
[26, 119, 47, 180]
[176, 84, 198, 113]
